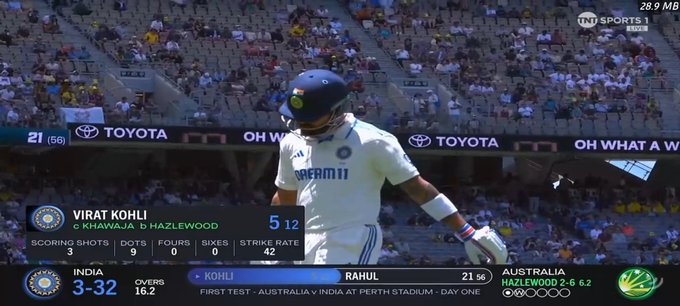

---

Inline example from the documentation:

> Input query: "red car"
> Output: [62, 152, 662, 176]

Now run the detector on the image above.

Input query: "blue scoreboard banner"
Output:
[0, 265, 673, 306]
[0, 127, 69, 146]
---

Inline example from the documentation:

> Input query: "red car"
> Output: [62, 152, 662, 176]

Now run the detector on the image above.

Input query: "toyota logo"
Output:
[74, 125, 100, 139]
[408, 134, 432, 148]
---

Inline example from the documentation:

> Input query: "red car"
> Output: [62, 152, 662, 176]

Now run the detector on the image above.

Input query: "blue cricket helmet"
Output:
[279, 69, 350, 122]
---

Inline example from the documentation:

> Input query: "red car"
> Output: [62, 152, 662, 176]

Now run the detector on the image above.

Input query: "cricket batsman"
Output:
[271, 69, 507, 265]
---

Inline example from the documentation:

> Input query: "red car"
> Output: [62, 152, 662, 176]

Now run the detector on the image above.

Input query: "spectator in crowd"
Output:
[572, 254, 585, 264]
[315, 5, 329, 18]
[5, 107, 20, 126]
[622, 222, 635, 236]
[552, 29, 566, 45]
[69, 46, 92, 60]
[113, 21, 130, 39]
[354, 105, 367, 119]
[0, 30, 13, 46]
[408, 61, 423, 75]
[199, 73, 213, 88]
[114, 0, 127, 11]
[360, 91, 379, 114]
[73, 2, 93, 15]
[537, 30, 551, 44]
[395, 48, 409, 68]
[144, 29, 160, 45]
[466, 114, 480, 134]
[150, 16, 164, 32]
[27, 9, 39, 23]
[666, 226, 678, 241]
[518, 22, 534, 37]
[447, 95, 462, 128]
[42, 14, 60, 34]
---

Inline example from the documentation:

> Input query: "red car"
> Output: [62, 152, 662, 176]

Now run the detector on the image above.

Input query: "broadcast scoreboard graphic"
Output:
[24, 205, 305, 261]
[1, 264, 670, 305]
[1, 205, 672, 306]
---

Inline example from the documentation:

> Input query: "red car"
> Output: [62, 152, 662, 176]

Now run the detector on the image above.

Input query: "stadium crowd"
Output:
[345, 0, 665, 133]
[57, 0, 387, 126]
[376, 170, 680, 265]
[0, 0, 672, 134]
[0, 1, 103, 128]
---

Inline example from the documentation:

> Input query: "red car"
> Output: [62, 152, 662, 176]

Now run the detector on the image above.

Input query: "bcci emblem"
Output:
[24, 268, 63, 300]
[30, 205, 65, 232]
[336, 146, 352, 160]
[617, 267, 659, 300]
[290, 96, 304, 109]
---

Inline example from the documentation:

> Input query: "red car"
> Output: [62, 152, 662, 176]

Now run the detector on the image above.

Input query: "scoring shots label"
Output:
[23, 268, 63, 300]
[31, 205, 66, 232]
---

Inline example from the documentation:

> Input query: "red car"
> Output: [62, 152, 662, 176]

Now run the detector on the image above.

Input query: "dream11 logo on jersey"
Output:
[577, 11, 648, 32]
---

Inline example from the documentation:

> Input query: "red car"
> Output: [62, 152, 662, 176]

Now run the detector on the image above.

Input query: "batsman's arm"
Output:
[399, 175, 508, 264]
[371, 133, 507, 264]
[272, 188, 297, 206]
[367, 134, 468, 232]
[273, 139, 298, 206]
[398, 176, 469, 231]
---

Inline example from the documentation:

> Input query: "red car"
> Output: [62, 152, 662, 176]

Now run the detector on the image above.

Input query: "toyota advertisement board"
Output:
[67, 124, 680, 155]
[68, 123, 287, 145]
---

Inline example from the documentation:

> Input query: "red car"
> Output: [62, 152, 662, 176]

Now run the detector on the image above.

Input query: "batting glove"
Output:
[464, 226, 508, 264]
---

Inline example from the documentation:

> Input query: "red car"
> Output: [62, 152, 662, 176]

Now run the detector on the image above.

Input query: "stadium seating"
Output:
[57, 0, 394, 128]
[347, 0, 677, 136]
[3, 0, 677, 137]
[0, 3, 100, 128]
[1, 0, 676, 136]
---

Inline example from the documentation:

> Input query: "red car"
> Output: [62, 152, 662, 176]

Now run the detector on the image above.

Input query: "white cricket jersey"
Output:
[275, 114, 419, 231]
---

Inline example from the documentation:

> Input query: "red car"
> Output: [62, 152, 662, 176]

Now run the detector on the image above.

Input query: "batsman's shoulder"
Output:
[353, 119, 397, 142]
[278, 133, 300, 152]
[279, 132, 302, 146]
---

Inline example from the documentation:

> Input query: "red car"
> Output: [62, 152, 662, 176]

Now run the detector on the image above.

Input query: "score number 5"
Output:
[268, 215, 299, 230]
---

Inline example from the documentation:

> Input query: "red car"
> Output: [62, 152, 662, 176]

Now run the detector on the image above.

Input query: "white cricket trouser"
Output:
[298, 224, 382, 265]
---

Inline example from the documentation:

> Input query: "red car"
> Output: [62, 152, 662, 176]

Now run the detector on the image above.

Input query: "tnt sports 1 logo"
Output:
[577, 12, 648, 32]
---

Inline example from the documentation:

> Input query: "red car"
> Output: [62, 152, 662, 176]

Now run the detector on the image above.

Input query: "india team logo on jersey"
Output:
[336, 146, 352, 160]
